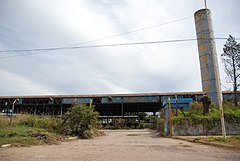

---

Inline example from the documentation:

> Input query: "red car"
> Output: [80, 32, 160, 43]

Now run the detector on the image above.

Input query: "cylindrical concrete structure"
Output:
[194, 9, 222, 106]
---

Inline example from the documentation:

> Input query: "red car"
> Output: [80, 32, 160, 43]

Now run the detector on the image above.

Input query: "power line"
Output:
[1, 37, 237, 56]
[0, 16, 193, 54]
[215, 37, 240, 41]
[0, 37, 239, 59]
[0, 38, 198, 59]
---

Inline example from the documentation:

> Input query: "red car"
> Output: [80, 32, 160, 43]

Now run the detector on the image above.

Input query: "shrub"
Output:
[105, 118, 125, 129]
[61, 103, 99, 139]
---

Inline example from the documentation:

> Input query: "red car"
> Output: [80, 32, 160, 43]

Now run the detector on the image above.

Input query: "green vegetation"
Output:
[172, 102, 240, 124]
[0, 103, 101, 147]
[221, 35, 240, 106]
[208, 136, 230, 143]
[223, 102, 240, 123]
[0, 116, 62, 146]
[155, 101, 240, 135]
[19, 115, 62, 131]
[61, 103, 99, 139]
[105, 118, 127, 129]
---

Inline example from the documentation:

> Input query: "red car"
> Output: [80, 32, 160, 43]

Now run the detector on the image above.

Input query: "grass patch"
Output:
[0, 123, 62, 147]
[207, 136, 230, 143]
[0, 115, 62, 147]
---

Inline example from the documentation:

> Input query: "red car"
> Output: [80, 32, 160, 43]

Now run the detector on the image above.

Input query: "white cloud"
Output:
[0, 0, 239, 95]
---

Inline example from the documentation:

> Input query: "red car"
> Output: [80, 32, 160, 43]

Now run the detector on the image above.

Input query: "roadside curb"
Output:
[172, 136, 234, 148]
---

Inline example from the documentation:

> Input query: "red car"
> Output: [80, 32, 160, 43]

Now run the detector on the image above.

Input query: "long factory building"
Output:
[0, 91, 239, 116]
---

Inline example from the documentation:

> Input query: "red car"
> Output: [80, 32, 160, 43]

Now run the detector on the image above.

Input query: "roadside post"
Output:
[10, 98, 19, 126]
[90, 99, 93, 109]
[168, 97, 173, 137]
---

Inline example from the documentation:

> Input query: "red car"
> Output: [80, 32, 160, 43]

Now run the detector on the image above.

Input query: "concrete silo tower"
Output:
[194, 9, 222, 106]
[194, 8, 226, 137]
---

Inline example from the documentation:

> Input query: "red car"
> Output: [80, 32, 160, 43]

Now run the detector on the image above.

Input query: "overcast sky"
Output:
[0, 0, 239, 96]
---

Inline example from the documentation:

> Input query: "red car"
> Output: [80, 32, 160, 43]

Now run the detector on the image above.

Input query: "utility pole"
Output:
[10, 98, 19, 126]
[168, 97, 172, 137]
[204, 0, 207, 8]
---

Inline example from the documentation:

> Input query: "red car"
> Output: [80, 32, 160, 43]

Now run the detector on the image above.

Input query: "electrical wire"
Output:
[0, 37, 239, 59]
[0, 38, 198, 59]
[215, 37, 240, 41]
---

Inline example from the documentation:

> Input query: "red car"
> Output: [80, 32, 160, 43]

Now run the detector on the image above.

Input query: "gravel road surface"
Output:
[0, 129, 239, 161]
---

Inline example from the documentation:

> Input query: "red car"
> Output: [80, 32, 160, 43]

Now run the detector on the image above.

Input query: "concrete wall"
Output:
[173, 122, 240, 136]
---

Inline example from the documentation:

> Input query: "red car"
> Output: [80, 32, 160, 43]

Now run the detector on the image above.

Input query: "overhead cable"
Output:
[0, 37, 239, 59]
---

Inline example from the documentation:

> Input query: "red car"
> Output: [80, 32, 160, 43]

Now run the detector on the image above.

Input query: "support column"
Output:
[121, 97, 124, 117]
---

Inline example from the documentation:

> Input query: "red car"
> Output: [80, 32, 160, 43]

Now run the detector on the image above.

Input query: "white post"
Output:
[10, 98, 19, 126]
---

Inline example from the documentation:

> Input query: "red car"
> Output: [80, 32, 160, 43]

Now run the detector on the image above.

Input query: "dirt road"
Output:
[0, 130, 239, 161]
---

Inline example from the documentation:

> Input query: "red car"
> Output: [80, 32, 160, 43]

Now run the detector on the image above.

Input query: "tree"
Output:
[62, 103, 99, 138]
[221, 35, 240, 106]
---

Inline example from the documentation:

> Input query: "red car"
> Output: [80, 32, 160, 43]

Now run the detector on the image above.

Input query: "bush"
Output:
[224, 107, 240, 123]
[105, 118, 125, 129]
[61, 103, 99, 139]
